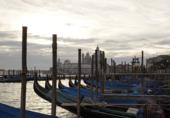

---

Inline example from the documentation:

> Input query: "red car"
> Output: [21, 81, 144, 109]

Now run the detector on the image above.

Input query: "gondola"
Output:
[69, 76, 85, 88]
[83, 78, 168, 95]
[70, 78, 136, 94]
[0, 103, 57, 118]
[84, 79, 139, 89]
[63, 79, 167, 118]
[37, 76, 166, 118]
[45, 78, 167, 118]
[60, 80, 144, 117]
[74, 79, 86, 88]
[70, 76, 137, 92]
[46, 78, 163, 106]
[34, 76, 77, 114]
[34, 77, 137, 118]
[69, 78, 76, 88]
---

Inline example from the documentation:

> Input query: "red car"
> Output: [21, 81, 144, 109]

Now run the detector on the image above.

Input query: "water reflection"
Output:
[0, 80, 76, 118]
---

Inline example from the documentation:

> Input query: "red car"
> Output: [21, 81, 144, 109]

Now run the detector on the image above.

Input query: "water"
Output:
[0, 80, 76, 118]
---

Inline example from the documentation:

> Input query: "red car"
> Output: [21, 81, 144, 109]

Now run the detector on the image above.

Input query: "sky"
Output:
[0, 0, 170, 69]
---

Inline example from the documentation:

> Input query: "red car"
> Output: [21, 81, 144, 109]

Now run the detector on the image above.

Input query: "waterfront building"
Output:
[146, 55, 170, 72]
[61, 62, 91, 74]
[131, 56, 140, 73]
[82, 52, 91, 64]
[51, 46, 111, 75]
[51, 61, 91, 75]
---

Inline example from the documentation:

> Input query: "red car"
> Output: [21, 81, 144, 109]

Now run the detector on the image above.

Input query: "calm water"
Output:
[0, 80, 76, 118]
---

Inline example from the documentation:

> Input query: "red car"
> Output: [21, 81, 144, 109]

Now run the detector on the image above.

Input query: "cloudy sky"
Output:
[0, 0, 170, 69]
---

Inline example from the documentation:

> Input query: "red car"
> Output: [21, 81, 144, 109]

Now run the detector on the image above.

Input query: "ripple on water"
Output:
[0, 81, 76, 118]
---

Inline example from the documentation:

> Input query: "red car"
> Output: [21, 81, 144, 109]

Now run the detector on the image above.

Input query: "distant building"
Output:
[51, 46, 111, 75]
[61, 62, 91, 74]
[91, 46, 110, 74]
[0, 69, 5, 76]
[112, 57, 140, 73]
[93, 46, 102, 69]
[58, 51, 92, 74]
[109, 59, 116, 73]
[64, 59, 71, 64]
[146, 55, 170, 72]
[114, 63, 132, 73]
[51, 59, 91, 74]
[131, 56, 140, 72]
[82, 53, 85, 64]
[82, 52, 91, 64]
[57, 58, 62, 74]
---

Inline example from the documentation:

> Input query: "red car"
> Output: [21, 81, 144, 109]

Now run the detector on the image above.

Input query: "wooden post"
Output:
[2, 70, 5, 77]
[104, 58, 107, 72]
[101, 51, 105, 94]
[91, 55, 94, 78]
[124, 62, 126, 73]
[121, 61, 123, 73]
[127, 63, 129, 73]
[8, 70, 10, 77]
[141, 50, 144, 94]
[95, 49, 99, 95]
[114, 61, 116, 74]
[13, 69, 15, 76]
[111, 58, 112, 74]
[141, 50, 144, 72]
[132, 59, 134, 73]
[20, 26, 27, 118]
[99, 51, 102, 93]
[111, 59, 113, 75]
[39, 70, 41, 78]
[91, 55, 94, 98]
[77, 49, 81, 118]
[104, 57, 107, 94]
[51, 34, 57, 116]
[111, 58, 114, 86]
[75, 75, 77, 85]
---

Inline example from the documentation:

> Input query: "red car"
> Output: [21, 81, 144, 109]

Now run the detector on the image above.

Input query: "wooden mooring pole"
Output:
[141, 50, 144, 72]
[141, 50, 144, 94]
[51, 34, 57, 116]
[91, 55, 94, 98]
[101, 51, 104, 94]
[95, 49, 99, 95]
[77, 49, 81, 118]
[20, 26, 27, 118]
[114, 61, 116, 74]
[103, 54, 107, 94]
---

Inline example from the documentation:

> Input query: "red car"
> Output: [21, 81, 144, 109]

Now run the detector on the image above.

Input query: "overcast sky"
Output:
[0, 0, 170, 69]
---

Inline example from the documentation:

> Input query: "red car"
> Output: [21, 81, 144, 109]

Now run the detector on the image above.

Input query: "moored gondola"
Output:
[46, 78, 167, 118]
[34, 77, 138, 118]
[69, 78, 76, 88]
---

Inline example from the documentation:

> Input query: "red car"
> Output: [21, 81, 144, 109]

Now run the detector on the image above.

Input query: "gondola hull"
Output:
[34, 79, 135, 118]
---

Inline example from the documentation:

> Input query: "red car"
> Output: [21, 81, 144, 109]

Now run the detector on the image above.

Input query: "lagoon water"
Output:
[0, 80, 76, 118]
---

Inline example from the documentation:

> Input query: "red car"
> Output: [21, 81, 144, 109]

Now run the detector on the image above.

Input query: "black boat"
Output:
[69, 78, 76, 88]
[34, 77, 137, 118]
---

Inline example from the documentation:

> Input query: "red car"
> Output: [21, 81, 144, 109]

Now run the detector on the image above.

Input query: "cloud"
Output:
[155, 38, 170, 45]
[1, 0, 170, 68]
[0, 31, 19, 39]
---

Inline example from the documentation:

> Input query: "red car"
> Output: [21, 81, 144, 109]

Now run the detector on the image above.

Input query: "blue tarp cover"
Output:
[0, 103, 57, 118]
